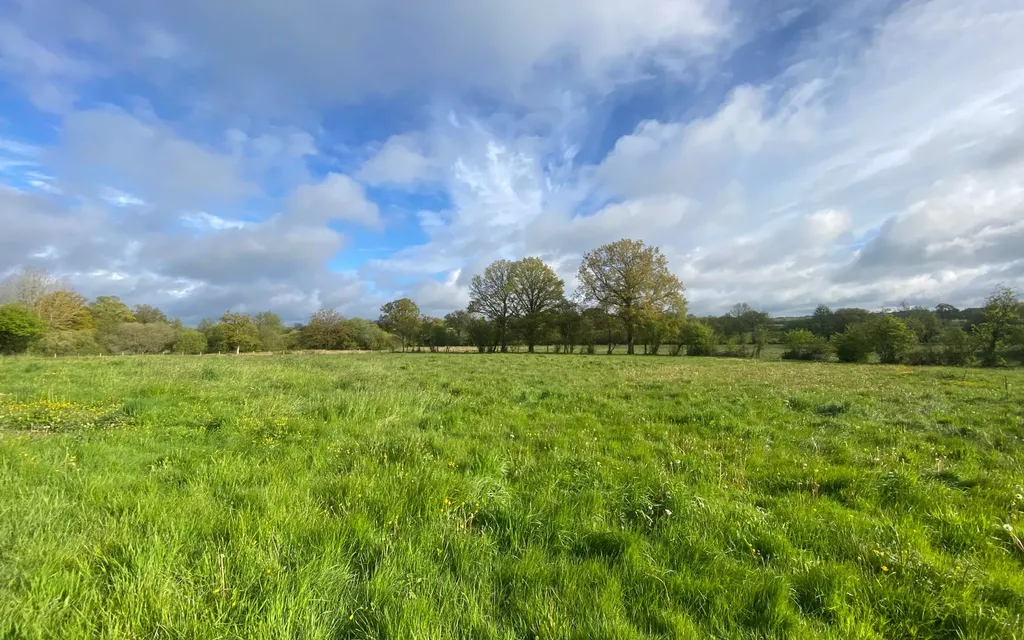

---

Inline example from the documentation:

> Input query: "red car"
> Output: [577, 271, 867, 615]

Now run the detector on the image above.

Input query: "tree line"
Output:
[1, 238, 1022, 366]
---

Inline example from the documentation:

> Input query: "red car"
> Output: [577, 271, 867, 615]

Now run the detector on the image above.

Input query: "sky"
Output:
[1, 0, 1022, 324]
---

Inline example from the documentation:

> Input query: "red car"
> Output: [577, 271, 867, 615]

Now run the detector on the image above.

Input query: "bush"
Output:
[832, 325, 872, 363]
[31, 330, 104, 356]
[679, 322, 717, 356]
[720, 337, 749, 358]
[173, 328, 208, 355]
[870, 315, 917, 364]
[102, 322, 178, 354]
[938, 327, 973, 366]
[0, 304, 46, 354]
[782, 329, 831, 361]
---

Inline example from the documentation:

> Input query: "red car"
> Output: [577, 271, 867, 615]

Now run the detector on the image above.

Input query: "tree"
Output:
[577, 239, 686, 355]
[679, 321, 716, 356]
[832, 308, 872, 335]
[901, 307, 941, 344]
[469, 260, 515, 353]
[302, 308, 349, 350]
[0, 267, 67, 315]
[832, 324, 872, 363]
[206, 312, 262, 354]
[467, 316, 496, 353]
[173, 328, 208, 355]
[869, 315, 917, 364]
[975, 285, 1021, 367]
[509, 257, 565, 353]
[254, 311, 287, 351]
[31, 330, 103, 356]
[641, 310, 684, 355]
[553, 300, 582, 354]
[36, 290, 91, 331]
[420, 317, 449, 352]
[810, 304, 835, 338]
[938, 327, 973, 367]
[0, 304, 46, 354]
[935, 303, 960, 323]
[133, 304, 168, 324]
[752, 325, 769, 358]
[782, 329, 830, 361]
[88, 296, 136, 333]
[444, 310, 472, 346]
[102, 322, 178, 354]
[378, 298, 421, 351]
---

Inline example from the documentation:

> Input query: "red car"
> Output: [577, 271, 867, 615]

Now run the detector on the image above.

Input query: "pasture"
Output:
[1, 354, 1023, 638]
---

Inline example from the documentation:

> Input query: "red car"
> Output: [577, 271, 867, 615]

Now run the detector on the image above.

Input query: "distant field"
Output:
[1, 354, 1023, 638]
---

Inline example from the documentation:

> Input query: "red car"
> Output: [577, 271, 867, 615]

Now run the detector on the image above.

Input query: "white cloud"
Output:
[287, 173, 381, 227]
[356, 135, 437, 187]
[2, 0, 1023, 322]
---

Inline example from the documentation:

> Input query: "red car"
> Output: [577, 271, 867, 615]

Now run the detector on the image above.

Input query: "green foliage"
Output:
[810, 304, 834, 338]
[254, 311, 286, 352]
[101, 322, 178, 355]
[974, 285, 1021, 367]
[467, 316, 495, 353]
[204, 312, 262, 353]
[679, 321, 716, 356]
[577, 239, 686, 354]
[0, 304, 46, 354]
[31, 330, 104, 356]
[87, 296, 136, 332]
[832, 324, 873, 363]
[508, 257, 564, 352]
[132, 304, 168, 324]
[469, 260, 515, 352]
[1, 355, 1022, 638]
[378, 298, 422, 351]
[301, 308, 349, 350]
[173, 328, 208, 355]
[782, 329, 831, 361]
[938, 327, 973, 366]
[869, 315, 918, 364]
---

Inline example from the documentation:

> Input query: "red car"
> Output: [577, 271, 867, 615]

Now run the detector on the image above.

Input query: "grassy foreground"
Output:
[1, 354, 1023, 639]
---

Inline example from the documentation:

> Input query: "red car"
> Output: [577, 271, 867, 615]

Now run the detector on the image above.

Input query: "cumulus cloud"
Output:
[287, 173, 381, 227]
[1, 0, 1022, 321]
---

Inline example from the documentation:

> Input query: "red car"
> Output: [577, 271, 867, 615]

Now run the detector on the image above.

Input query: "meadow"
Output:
[1, 354, 1023, 639]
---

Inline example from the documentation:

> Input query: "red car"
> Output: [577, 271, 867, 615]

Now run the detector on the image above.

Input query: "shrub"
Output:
[869, 315, 917, 364]
[0, 304, 46, 354]
[31, 330, 104, 356]
[102, 322, 178, 354]
[938, 327, 973, 366]
[679, 322, 717, 356]
[173, 328, 208, 355]
[832, 325, 872, 363]
[782, 329, 831, 361]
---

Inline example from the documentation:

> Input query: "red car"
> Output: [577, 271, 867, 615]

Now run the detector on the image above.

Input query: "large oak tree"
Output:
[509, 257, 564, 352]
[469, 260, 514, 352]
[577, 239, 685, 355]
[378, 298, 421, 351]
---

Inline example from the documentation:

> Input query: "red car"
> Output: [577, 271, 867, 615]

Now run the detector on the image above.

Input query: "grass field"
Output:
[1, 354, 1023, 639]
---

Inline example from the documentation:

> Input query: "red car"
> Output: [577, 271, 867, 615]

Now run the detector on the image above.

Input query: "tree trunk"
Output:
[235, 345, 240, 355]
[627, 327, 635, 355]
[528, 343, 535, 353]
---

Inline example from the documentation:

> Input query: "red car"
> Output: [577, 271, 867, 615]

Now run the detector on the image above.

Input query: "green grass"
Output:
[1, 354, 1023, 639]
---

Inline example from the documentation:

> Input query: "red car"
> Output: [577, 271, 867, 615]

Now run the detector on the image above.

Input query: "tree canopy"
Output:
[577, 239, 685, 354]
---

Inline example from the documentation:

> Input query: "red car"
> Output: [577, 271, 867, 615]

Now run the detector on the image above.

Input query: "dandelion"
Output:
[349, 613, 354, 620]
[882, 566, 889, 572]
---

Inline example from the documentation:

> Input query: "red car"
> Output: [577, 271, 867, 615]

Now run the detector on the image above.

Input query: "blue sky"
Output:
[1, 0, 1022, 323]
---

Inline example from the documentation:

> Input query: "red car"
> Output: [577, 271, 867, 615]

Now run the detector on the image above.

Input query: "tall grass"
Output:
[1, 354, 1023, 638]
